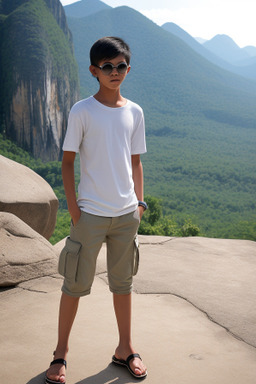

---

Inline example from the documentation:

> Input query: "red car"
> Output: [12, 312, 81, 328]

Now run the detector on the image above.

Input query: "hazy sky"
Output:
[60, 0, 256, 48]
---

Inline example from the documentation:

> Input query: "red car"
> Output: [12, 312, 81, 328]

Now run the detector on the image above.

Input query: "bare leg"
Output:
[46, 292, 80, 383]
[113, 293, 147, 377]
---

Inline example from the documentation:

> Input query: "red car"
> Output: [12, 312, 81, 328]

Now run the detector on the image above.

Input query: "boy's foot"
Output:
[45, 357, 67, 384]
[113, 348, 147, 378]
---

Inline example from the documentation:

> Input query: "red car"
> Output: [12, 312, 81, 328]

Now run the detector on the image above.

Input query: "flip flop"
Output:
[112, 353, 147, 379]
[45, 358, 67, 384]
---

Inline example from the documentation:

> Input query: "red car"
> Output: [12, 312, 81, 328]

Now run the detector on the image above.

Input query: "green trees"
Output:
[139, 195, 200, 237]
[1, 133, 255, 244]
[143, 195, 162, 226]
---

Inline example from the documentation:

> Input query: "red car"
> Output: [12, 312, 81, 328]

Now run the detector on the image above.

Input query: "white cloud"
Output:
[140, 3, 256, 47]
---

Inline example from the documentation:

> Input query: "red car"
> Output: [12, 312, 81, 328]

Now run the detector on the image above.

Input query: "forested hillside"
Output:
[0, 134, 201, 243]
[0, 0, 79, 160]
[64, 4, 256, 240]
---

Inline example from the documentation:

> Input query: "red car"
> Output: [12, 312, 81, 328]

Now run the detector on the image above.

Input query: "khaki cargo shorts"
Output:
[58, 209, 140, 297]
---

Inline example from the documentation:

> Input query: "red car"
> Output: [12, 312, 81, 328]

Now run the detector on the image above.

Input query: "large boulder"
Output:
[0, 155, 58, 239]
[0, 212, 58, 287]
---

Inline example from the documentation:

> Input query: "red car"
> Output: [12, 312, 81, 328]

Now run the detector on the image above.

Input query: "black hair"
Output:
[90, 36, 131, 66]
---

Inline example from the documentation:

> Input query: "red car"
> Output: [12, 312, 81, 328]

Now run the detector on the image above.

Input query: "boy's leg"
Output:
[106, 211, 146, 376]
[46, 292, 79, 382]
[113, 292, 147, 377]
[47, 213, 108, 381]
[47, 212, 110, 383]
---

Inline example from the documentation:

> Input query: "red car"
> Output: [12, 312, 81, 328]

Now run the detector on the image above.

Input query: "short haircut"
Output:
[90, 36, 131, 66]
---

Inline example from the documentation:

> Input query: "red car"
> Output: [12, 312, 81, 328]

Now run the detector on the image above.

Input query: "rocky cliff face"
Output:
[8, 67, 75, 161]
[0, 0, 79, 160]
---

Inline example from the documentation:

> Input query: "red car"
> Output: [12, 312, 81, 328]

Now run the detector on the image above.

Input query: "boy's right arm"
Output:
[62, 151, 81, 226]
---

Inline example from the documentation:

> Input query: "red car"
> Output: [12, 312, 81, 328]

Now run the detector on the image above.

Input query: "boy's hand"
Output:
[71, 207, 81, 226]
[62, 151, 81, 226]
[138, 206, 144, 221]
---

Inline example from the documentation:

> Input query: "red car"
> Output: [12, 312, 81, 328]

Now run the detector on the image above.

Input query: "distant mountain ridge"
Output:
[203, 34, 252, 64]
[161, 23, 234, 73]
[243, 45, 256, 57]
[66, 6, 256, 107]
[162, 23, 256, 80]
[64, 0, 111, 18]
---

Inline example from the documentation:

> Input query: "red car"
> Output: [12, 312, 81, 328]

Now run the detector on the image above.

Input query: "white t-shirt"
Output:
[63, 96, 147, 217]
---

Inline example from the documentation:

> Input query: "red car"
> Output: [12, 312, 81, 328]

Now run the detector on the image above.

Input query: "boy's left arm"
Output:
[132, 154, 144, 220]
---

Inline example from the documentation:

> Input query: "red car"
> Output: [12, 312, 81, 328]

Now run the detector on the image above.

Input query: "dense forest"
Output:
[1, 133, 255, 243]
[0, 133, 201, 243]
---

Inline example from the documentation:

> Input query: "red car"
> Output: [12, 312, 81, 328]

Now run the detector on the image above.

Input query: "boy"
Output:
[45, 37, 147, 384]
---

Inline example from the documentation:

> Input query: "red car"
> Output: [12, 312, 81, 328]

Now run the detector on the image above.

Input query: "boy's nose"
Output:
[111, 67, 119, 75]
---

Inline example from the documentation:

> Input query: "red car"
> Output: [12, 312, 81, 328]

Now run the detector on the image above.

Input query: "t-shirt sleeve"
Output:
[131, 109, 147, 155]
[62, 104, 84, 153]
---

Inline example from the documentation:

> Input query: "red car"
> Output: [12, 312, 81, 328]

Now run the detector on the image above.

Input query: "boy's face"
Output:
[89, 55, 130, 89]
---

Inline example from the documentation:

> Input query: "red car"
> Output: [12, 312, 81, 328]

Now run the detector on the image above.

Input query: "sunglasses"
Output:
[94, 62, 128, 75]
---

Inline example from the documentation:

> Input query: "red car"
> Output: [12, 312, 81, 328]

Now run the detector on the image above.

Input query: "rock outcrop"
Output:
[0, 212, 58, 287]
[54, 234, 256, 348]
[0, 0, 79, 160]
[0, 155, 58, 239]
[1, 235, 256, 384]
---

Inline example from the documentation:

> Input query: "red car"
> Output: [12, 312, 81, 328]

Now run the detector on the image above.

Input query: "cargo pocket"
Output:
[58, 237, 82, 283]
[133, 234, 140, 276]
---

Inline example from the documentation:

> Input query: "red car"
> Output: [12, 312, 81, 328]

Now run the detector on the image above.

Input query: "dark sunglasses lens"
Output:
[100, 63, 128, 75]
[117, 63, 128, 73]
[101, 64, 113, 75]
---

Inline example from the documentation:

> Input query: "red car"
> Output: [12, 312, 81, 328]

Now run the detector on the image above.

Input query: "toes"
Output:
[134, 367, 142, 375]
[130, 359, 146, 376]
[47, 366, 66, 382]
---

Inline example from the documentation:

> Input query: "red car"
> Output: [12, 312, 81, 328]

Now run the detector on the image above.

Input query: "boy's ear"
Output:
[89, 65, 98, 77]
[127, 65, 131, 74]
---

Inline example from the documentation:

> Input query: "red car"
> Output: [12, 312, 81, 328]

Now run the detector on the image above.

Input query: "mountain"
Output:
[161, 23, 234, 72]
[64, 0, 111, 18]
[0, 0, 79, 160]
[162, 23, 256, 80]
[65, 5, 256, 238]
[194, 37, 207, 44]
[243, 45, 256, 57]
[66, 7, 256, 113]
[203, 34, 250, 64]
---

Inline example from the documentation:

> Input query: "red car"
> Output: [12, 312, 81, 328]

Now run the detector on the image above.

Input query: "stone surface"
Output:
[56, 235, 256, 347]
[1, 235, 256, 383]
[134, 236, 256, 348]
[0, 212, 58, 286]
[0, 155, 58, 239]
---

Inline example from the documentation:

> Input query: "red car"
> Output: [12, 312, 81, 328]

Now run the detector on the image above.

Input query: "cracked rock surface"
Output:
[1, 235, 256, 383]
[134, 236, 256, 348]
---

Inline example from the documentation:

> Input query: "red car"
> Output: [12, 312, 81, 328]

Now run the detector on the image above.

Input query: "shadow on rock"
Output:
[75, 363, 146, 384]
[25, 364, 146, 384]
[26, 372, 46, 384]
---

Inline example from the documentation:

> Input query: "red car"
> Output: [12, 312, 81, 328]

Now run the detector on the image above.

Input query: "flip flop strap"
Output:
[126, 353, 141, 365]
[50, 358, 67, 368]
